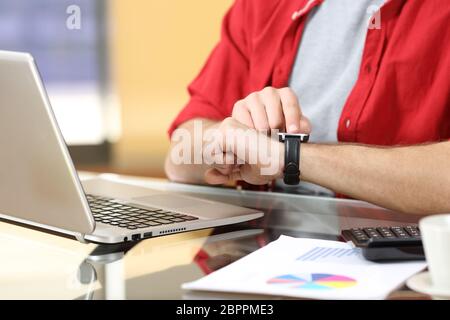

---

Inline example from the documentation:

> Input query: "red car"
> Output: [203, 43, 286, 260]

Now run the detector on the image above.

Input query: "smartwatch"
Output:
[278, 133, 310, 185]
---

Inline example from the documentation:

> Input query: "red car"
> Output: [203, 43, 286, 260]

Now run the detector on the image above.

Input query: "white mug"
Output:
[419, 214, 450, 291]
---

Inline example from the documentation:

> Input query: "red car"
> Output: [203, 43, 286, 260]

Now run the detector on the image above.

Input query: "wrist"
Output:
[299, 143, 314, 182]
[299, 143, 307, 181]
[277, 142, 285, 179]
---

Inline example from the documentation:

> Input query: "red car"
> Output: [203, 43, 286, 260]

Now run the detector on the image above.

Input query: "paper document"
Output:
[182, 236, 426, 300]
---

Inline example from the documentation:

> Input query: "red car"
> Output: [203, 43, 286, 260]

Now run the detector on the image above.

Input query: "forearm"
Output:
[164, 119, 219, 184]
[301, 142, 450, 214]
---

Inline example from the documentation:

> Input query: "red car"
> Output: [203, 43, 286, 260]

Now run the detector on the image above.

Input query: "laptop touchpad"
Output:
[133, 194, 202, 209]
[131, 194, 252, 219]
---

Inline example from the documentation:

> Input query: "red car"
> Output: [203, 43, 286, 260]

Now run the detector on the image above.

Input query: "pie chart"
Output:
[267, 273, 357, 290]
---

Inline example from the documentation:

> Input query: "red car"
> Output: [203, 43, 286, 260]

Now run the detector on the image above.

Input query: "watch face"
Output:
[278, 133, 310, 143]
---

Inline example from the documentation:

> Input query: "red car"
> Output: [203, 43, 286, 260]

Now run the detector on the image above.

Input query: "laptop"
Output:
[0, 50, 263, 244]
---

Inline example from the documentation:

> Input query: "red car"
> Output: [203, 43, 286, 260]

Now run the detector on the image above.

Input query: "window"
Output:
[0, 0, 120, 145]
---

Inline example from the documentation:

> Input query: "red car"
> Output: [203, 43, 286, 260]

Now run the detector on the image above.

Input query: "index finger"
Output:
[278, 88, 309, 134]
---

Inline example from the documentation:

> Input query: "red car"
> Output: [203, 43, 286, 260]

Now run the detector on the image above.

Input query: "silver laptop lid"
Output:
[0, 51, 95, 234]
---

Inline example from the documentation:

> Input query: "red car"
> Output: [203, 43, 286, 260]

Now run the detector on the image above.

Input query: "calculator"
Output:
[341, 225, 425, 262]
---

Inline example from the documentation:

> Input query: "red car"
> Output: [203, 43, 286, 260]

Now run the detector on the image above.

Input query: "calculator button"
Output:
[405, 226, 421, 237]
[363, 228, 381, 238]
[376, 227, 395, 238]
[350, 230, 369, 242]
[391, 227, 409, 238]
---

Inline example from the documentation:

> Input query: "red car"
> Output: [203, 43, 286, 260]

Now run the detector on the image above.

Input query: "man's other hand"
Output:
[232, 87, 311, 134]
[204, 118, 285, 185]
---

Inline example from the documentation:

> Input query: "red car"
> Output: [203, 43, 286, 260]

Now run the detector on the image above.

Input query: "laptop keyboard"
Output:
[86, 194, 198, 230]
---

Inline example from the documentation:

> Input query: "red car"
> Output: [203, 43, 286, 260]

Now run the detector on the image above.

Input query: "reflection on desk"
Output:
[0, 174, 428, 300]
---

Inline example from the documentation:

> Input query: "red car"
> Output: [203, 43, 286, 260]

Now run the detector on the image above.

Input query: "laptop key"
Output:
[146, 221, 162, 226]
[117, 215, 134, 220]
[143, 212, 160, 216]
[127, 217, 141, 221]
[108, 213, 122, 217]
[182, 216, 199, 221]
[101, 207, 117, 211]
[171, 213, 183, 217]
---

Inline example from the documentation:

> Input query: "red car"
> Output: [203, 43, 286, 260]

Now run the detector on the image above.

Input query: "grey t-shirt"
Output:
[284, 0, 385, 195]
[289, 0, 385, 143]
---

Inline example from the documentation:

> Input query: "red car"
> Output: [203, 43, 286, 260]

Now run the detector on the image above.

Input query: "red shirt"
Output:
[169, 0, 450, 146]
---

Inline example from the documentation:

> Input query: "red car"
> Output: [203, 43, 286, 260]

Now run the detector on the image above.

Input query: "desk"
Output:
[0, 173, 428, 299]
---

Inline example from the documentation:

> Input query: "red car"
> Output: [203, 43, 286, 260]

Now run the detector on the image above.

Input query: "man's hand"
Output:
[204, 118, 284, 185]
[232, 87, 311, 134]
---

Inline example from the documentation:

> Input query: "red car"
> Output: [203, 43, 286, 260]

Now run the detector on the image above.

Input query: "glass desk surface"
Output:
[0, 173, 428, 300]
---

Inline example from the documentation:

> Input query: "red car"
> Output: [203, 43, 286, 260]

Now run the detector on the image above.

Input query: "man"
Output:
[165, 0, 450, 214]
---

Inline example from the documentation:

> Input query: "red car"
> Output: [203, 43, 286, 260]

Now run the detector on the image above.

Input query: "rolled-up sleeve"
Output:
[168, 0, 251, 137]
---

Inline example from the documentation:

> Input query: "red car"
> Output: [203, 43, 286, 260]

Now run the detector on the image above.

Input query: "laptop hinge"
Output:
[75, 233, 88, 244]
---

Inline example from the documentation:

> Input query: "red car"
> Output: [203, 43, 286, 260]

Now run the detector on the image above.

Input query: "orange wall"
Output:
[110, 0, 233, 175]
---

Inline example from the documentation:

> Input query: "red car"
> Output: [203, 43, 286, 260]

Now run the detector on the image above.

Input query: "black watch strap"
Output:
[284, 137, 300, 185]
[278, 133, 309, 185]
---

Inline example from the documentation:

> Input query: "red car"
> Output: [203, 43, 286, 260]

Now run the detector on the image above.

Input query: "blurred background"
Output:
[0, 0, 232, 177]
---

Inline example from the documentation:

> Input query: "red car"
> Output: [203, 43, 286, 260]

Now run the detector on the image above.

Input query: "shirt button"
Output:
[365, 64, 372, 73]
[345, 119, 351, 128]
